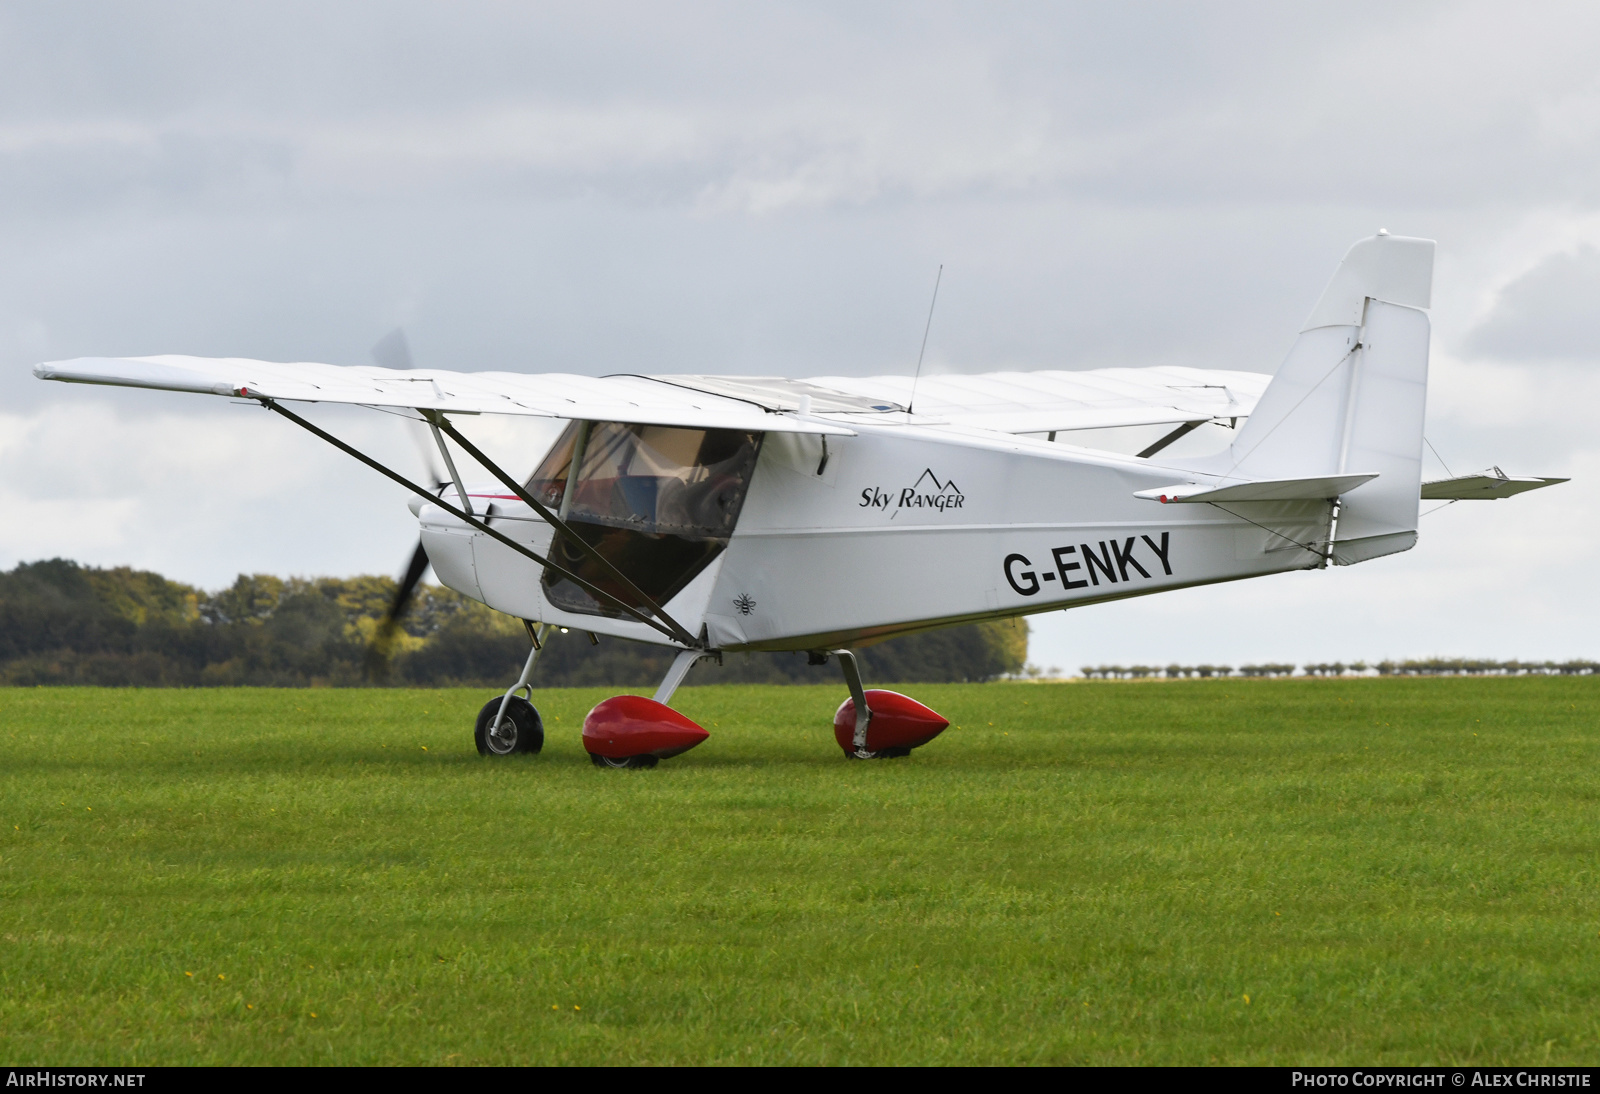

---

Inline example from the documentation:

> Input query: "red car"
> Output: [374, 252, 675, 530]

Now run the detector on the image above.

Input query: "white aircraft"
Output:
[34, 233, 1564, 766]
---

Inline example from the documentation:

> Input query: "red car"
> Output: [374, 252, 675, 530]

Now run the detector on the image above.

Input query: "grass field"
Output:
[1, 678, 1598, 1065]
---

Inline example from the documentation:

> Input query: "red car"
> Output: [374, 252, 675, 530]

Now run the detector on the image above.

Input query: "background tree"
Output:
[0, 559, 1028, 688]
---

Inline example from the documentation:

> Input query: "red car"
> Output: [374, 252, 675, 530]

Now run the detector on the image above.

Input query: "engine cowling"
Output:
[583, 695, 710, 760]
[833, 690, 949, 757]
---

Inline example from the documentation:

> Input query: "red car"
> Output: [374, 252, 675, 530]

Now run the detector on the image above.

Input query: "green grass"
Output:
[1, 678, 1598, 1065]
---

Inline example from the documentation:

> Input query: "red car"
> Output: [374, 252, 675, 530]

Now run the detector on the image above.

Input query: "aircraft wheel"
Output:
[589, 753, 659, 769]
[845, 747, 912, 760]
[475, 696, 544, 756]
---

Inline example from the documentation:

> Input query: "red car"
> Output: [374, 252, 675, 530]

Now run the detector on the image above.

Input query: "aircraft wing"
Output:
[36, 355, 1267, 437]
[807, 366, 1268, 431]
[658, 367, 1269, 433]
[32, 355, 857, 436]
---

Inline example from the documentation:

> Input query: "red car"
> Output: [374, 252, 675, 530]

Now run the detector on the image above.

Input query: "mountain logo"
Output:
[858, 468, 966, 516]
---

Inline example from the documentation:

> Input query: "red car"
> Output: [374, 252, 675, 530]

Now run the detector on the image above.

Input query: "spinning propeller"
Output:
[365, 329, 446, 679]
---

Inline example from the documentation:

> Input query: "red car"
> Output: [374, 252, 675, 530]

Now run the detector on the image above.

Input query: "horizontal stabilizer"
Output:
[1135, 473, 1379, 505]
[1421, 472, 1568, 501]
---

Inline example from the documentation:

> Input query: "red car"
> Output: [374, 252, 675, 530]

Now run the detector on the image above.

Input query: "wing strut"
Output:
[261, 399, 699, 648]
[426, 412, 699, 648]
[1136, 420, 1205, 459]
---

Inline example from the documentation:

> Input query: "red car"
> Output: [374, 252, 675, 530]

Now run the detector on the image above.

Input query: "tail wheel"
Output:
[474, 696, 544, 756]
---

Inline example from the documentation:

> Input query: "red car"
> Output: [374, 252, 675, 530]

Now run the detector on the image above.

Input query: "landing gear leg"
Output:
[833, 649, 877, 759]
[654, 647, 715, 705]
[584, 647, 718, 767]
[829, 649, 940, 759]
[475, 622, 548, 756]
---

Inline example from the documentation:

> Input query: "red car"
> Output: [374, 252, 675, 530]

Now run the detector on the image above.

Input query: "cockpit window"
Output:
[567, 422, 759, 536]
[524, 425, 577, 509]
[530, 422, 762, 618]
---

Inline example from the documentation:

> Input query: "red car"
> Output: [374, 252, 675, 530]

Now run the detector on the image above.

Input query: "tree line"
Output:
[0, 559, 1027, 688]
[1079, 659, 1600, 680]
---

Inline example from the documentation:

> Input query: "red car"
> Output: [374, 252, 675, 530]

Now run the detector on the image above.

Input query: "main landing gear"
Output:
[581, 649, 714, 768]
[821, 649, 950, 759]
[473, 631, 948, 765]
[474, 629, 714, 769]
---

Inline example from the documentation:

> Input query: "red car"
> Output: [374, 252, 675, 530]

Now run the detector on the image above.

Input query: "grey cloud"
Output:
[7, 2, 1598, 219]
[1464, 246, 1600, 362]
[3, 2, 1597, 669]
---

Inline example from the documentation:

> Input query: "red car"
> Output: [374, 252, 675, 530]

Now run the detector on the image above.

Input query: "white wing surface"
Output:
[35, 355, 1267, 436]
[32, 355, 855, 436]
[656, 367, 1267, 433]
[815, 367, 1266, 431]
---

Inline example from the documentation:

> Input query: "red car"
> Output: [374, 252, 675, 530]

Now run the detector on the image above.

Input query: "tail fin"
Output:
[1221, 232, 1435, 565]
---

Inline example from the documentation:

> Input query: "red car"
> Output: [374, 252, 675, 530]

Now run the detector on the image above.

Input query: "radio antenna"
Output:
[907, 264, 943, 416]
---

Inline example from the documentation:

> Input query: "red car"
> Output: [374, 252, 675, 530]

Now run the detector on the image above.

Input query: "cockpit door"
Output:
[525, 421, 763, 618]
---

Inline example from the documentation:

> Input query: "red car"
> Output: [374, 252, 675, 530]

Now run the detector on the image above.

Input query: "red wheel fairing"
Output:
[583, 695, 710, 760]
[833, 690, 949, 755]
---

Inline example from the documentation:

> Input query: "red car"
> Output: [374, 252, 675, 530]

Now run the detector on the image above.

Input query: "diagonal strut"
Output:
[260, 399, 696, 647]
[425, 412, 697, 647]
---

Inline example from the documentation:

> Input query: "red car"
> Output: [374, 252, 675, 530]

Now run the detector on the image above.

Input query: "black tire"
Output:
[589, 752, 659, 769]
[844, 746, 912, 760]
[475, 696, 544, 756]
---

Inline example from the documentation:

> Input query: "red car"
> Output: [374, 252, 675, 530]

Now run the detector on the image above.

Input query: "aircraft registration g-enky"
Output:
[35, 233, 1565, 767]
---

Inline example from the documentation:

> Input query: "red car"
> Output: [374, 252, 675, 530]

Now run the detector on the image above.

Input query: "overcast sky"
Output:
[4, 1, 1599, 672]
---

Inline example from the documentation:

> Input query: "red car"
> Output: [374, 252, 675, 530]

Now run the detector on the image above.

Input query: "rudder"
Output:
[1210, 233, 1434, 565]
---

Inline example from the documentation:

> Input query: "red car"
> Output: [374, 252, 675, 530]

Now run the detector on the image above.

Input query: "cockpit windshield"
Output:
[525, 421, 762, 618]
